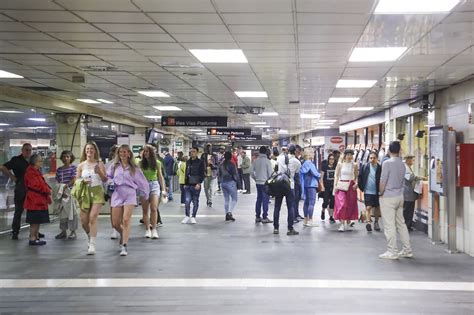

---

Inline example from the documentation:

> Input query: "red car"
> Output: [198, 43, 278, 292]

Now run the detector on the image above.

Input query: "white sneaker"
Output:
[309, 220, 319, 227]
[338, 224, 345, 232]
[181, 216, 191, 224]
[144, 229, 151, 238]
[398, 250, 414, 258]
[180, 203, 185, 207]
[120, 245, 127, 256]
[87, 244, 96, 255]
[190, 217, 197, 224]
[151, 229, 159, 239]
[379, 251, 399, 260]
[110, 229, 119, 240]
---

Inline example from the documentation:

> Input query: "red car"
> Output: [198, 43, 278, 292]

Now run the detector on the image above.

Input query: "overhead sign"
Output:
[207, 128, 251, 136]
[162, 116, 227, 127]
[233, 135, 262, 141]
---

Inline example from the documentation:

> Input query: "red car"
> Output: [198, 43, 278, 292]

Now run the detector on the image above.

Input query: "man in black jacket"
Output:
[182, 147, 205, 224]
[358, 151, 382, 232]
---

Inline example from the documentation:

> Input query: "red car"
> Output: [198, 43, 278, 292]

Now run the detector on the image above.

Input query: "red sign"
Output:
[330, 136, 344, 144]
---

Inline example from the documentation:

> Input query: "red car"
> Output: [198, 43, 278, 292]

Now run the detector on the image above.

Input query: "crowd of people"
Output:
[0, 140, 426, 259]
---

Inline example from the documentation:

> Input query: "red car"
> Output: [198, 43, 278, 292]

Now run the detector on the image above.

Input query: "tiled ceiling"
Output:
[0, 0, 473, 136]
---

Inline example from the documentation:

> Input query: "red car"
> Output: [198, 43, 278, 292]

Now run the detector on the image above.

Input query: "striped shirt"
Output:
[55, 165, 77, 185]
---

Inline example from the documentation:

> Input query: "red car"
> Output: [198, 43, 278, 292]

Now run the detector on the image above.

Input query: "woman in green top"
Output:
[139, 145, 166, 239]
[177, 155, 187, 206]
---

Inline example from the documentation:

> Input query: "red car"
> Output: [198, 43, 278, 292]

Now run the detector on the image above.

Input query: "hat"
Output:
[405, 155, 415, 159]
[219, 145, 225, 150]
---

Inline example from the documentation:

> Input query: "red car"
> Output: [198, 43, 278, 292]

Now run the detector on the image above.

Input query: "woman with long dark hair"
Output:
[54, 150, 77, 240]
[320, 153, 336, 223]
[218, 151, 238, 221]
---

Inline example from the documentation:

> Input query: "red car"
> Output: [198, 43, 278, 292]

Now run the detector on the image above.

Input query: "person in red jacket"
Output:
[24, 154, 51, 246]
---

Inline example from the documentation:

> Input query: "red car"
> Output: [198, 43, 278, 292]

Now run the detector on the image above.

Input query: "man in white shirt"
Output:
[273, 144, 301, 235]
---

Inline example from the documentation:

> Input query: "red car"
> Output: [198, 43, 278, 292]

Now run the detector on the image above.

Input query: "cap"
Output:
[219, 145, 225, 150]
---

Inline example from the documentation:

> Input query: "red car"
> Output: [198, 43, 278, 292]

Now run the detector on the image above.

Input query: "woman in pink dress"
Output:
[334, 149, 359, 232]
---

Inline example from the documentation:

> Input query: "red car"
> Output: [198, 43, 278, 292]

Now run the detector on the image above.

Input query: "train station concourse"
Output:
[0, 0, 473, 314]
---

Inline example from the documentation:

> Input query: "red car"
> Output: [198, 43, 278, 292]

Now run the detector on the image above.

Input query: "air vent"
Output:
[183, 72, 201, 76]
[289, 100, 300, 104]
[81, 65, 119, 72]
[21, 86, 65, 92]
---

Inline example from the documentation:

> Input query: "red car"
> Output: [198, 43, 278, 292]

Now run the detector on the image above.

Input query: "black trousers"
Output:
[12, 188, 26, 234]
[242, 173, 251, 193]
[237, 168, 243, 190]
[403, 201, 416, 230]
[293, 183, 301, 217]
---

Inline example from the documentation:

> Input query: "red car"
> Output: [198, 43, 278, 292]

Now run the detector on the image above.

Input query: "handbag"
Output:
[336, 180, 350, 192]
[265, 154, 291, 197]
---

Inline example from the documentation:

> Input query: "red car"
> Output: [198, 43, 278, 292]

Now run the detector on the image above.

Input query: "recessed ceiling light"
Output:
[249, 122, 267, 125]
[255, 125, 270, 128]
[153, 106, 182, 111]
[315, 126, 332, 129]
[328, 97, 360, 103]
[28, 118, 46, 122]
[0, 70, 23, 79]
[336, 80, 378, 88]
[0, 110, 22, 113]
[0, 129, 3, 131]
[189, 49, 248, 63]
[300, 113, 321, 119]
[258, 112, 278, 116]
[347, 107, 374, 111]
[317, 122, 335, 125]
[279, 129, 289, 134]
[143, 115, 162, 119]
[0, 123, 10, 126]
[235, 91, 268, 98]
[319, 119, 337, 123]
[189, 128, 203, 132]
[77, 99, 100, 104]
[349, 47, 408, 62]
[97, 99, 114, 104]
[375, 0, 459, 14]
[138, 90, 170, 98]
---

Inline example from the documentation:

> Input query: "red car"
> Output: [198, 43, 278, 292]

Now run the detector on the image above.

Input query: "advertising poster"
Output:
[429, 126, 445, 195]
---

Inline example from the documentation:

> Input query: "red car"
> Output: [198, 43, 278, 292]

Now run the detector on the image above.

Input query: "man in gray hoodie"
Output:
[250, 146, 273, 223]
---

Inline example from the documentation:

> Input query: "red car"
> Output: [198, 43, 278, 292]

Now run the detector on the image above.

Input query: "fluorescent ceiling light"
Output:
[336, 80, 377, 88]
[317, 121, 334, 125]
[0, 110, 22, 113]
[348, 107, 374, 111]
[255, 125, 270, 128]
[0, 123, 10, 126]
[195, 132, 207, 135]
[189, 128, 202, 132]
[300, 113, 321, 119]
[319, 119, 337, 123]
[97, 99, 114, 104]
[153, 106, 182, 111]
[0, 70, 23, 78]
[278, 129, 289, 134]
[249, 122, 267, 125]
[28, 118, 46, 122]
[375, 0, 459, 14]
[0, 129, 3, 131]
[235, 91, 268, 98]
[189, 49, 248, 63]
[77, 99, 100, 104]
[315, 126, 332, 129]
[258, 112, 278, 117]
[138, 90, 170, 97]
[349, 47, 407, 62]
[144, 115, 162, 119]
[328, 97, 360, 103]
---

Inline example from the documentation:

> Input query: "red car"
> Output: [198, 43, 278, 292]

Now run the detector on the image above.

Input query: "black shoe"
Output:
[255, 217, 262, 223]
[321, 211, 325, 221]
[139, 219, 144, 224]
[225, 213, 235, 222]
[297, 215, 304, 220]
[374, 221, 381, 231]
[366, 223, 372, 232]
[273, 229, 279, 235]
[349, 222, 355, 227]
[287, 229, 299, 236]
[243, 192, 251, 194]
[261, 217, 273, 224]
[207, 202, 212, 207]
[29, 239, 46, 246]
[38, 232, 45, 238]
[11, 233, 18, 240]
[55, 231, 67, 239]
[329, 217, 336, 224]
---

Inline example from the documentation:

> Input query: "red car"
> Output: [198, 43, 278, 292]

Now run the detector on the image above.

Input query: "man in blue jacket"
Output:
[358, 151, 382, 232]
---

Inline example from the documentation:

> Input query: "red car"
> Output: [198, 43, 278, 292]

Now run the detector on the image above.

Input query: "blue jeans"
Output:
[180, 184, 185, 204]
[167, 176, 174, 199]
[273, 189, 295, 230]
[221, 181, 238, 214]
[184, 185, 201, 217]
[303, 187, 317, 218]
[294, 183, 301, 217]
[255, 184, 270, 219]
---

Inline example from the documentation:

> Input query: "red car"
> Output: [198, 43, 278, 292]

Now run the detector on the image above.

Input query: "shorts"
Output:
[148, 180, 160, 196]
[364, 194, 380, 207]
[111, 185, 137, 208]
[26, 210, 50, 224]
[81, 185, 105, 213]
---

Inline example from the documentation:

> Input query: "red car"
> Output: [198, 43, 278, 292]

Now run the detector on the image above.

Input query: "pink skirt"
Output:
[334, 180, 359, 221]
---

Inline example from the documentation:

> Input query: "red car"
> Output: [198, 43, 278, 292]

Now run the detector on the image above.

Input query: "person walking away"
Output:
[319, 153, 336, 223]
[293, 145, 304, 222]
[163, 152, 175, 201]
[0, 143, 33, 240]
[237, 147, 244, 191]
[108, 144, 150, 256]
[54, 150, 78, 240]
[177, 155, 187, 206]
[181, 147, 205, 224]
[201, 143, 218, 207]
[379, 141, 414, 260]
[251, 146, 273, 224]
[333, 149, 359, 232]
[240, 151, 251, 194]
[24, 154, 51, 246]
[218, 151, 238, 221]
[216, 146, 225, 192]
[139, 145, 166, 240]
[358, 151, 382, 232]
[273, 144, 301, 235]
[300, 151, 320, 227]
[403, 155, 427, 231]
[75, 141, 108, 255]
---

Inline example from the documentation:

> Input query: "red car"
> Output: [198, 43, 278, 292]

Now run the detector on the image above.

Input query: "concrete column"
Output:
[55, 114, 87, 166]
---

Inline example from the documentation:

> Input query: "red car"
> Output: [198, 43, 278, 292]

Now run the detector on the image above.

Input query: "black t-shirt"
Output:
[3, 155, 29, 188]
[322, 163, 336, 186]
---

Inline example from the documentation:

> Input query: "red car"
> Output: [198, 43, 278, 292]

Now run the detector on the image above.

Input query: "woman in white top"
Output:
[333, 149, 359, 232]
[76, 141, 108, 255]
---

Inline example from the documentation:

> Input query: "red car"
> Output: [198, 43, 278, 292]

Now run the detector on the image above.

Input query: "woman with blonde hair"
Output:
[139, 145, 166, 239]
[76, 141, 108, 255]
[333, 149, 359, 232]
[108, 144, 149, 256]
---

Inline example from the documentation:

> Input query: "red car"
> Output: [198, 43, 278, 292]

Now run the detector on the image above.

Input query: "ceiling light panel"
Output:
[258, 112, 278, 116]
[76, 99, 101, 104]
[349, 47, 408, 62]
[137, 90, 170, 97]
[153, 106, 182, 111]
[328, 97, 360, 103]
[143, 115, 162, 119]
[249, 122, 267, 125]
[28, 118, 46, 122]
[97, 99, 114, 104]
[375, 0, 460, 14]
[0, 70, 23, 78]
[189, 49, 248, 63]
[336, 80, 377, 88]
[347, 107, 374, 111]
[300, 114, 321, 119]
[235, 91, 268, 98]
[0, 110, 23, 113]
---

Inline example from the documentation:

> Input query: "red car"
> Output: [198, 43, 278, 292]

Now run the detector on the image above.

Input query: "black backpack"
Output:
[265, 154, 291, 197]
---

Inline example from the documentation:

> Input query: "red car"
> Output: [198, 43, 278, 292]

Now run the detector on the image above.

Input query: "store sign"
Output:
[175, 141, 183, 146]
[207, 128, 251, 136]
[429, 126, 446, 195]
[162, 116, 227, 127]
[132, 145, 143, 154]
[10, 139, 50, 147]
[330, 136, 344, 144]
[233, 135, 262, 141]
